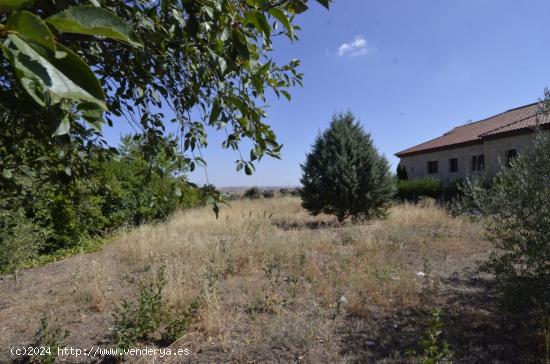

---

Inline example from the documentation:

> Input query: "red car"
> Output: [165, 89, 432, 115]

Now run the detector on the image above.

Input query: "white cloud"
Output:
[337, 35, 369, 58]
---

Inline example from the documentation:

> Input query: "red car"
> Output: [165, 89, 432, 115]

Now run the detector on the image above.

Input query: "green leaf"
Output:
[53, 115, 70, 136]
[7, 11, 55, 51]
[232, 30, 250, 60]
[209, 99, 221, 123]
[255, 12, 270, 38]
[268, 8, 294, 39]
[4, 34, 107, 109]
[77, 101, 104, 118]
[208, 49, 227, 75]
[77, 102, 104, 130]
[46, 6, 143, 48]
[315, 0, 330, 9]
[0, 0, 32, 11]
[202, 5, 213, 19]
[244, 11, 270, 38]
[288, 0, 308, 14]
[227, 96, 247, 116]
[280, 90, 291, 101]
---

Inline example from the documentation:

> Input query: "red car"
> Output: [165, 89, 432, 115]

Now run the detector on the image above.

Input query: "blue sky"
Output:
[104, 0, 550, 187]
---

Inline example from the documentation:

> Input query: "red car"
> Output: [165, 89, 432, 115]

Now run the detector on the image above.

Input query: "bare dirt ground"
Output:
[0, 198, 544, 363]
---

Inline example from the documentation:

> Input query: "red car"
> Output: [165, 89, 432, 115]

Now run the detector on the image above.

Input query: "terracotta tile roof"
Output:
[395, 103, 549, 157]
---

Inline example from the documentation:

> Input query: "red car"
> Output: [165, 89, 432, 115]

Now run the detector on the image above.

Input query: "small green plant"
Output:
[113, 266, 201, 349]
[420, 257, 438, 300]
[287, 274, 300, 303]
[161, 298, 201, 344]
[29, 317, 69, 364]
[113, 266, 167, 350]
[252, 257, 283, 313]
[263, 258, 282, 285]
[409, 309, 454, 364]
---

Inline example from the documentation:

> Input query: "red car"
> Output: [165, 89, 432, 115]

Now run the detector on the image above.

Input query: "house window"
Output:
[427, 161, 438, 175]
[471, 155, 485, 171]
[506, 149, 517, 167]
[449, 158, 458, 173]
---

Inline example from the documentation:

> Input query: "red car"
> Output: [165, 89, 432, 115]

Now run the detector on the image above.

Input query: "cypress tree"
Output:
[300, 112, 394, 222]
[396, 164, 408, 181]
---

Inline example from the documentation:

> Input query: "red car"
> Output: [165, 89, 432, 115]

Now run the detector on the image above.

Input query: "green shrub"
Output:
[461, 131, 550, 319]
[0, 134, 205, 272]
[0, 206, 45, 273]
[113, 266, 200, 349]
[244, 187, 262, 199]
[30, 317, 69, 364]
[113, 267, 167, 350]
[397, 177, 442, 201]
[279, 188, 290, 196]
[262, 189, 275, 198]
[408, 309, 454, 364]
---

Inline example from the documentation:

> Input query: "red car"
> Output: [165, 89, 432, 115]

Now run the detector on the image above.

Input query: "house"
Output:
[395, 103, 549, 185]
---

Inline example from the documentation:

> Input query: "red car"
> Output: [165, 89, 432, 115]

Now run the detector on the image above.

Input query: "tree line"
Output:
[0, 135, 211, 273]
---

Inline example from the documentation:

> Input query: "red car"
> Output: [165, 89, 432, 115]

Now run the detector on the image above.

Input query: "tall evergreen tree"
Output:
[300, 112, 394, 222]
[396, 164, 408, 181]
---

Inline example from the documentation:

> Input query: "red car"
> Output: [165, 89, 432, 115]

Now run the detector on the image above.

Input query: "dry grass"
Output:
[0, 197, 492, 363]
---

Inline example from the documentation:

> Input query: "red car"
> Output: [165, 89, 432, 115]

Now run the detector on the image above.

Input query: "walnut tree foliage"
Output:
[300, 112, 395, 222]
[0, 0, 331, 268]
[0, 0, 331, 203]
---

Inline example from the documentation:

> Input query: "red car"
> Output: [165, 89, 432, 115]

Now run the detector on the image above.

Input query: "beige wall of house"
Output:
[398, 131, 543, 185]
[399, 144, 484, 185]
[482, 133, 536, 175]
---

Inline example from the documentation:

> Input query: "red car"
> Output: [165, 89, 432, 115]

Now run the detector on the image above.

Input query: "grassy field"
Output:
[0, 197, 542, 363]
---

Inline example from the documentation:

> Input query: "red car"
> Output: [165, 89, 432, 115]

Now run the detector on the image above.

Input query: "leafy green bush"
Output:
[409, 310, 454, 364]
[461, 131, 550, 319]
[113, 267, 168, 350]
[0, 206, 45, 273]
[30, 317, 69, 364]
[397, 177, 442, 201]
[244, 187, 262, 199]
[0, 135, 205, 272]
[113, 266, 200, 350]
[262, 189, 275, 198]
[301, 112, 394, 222]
